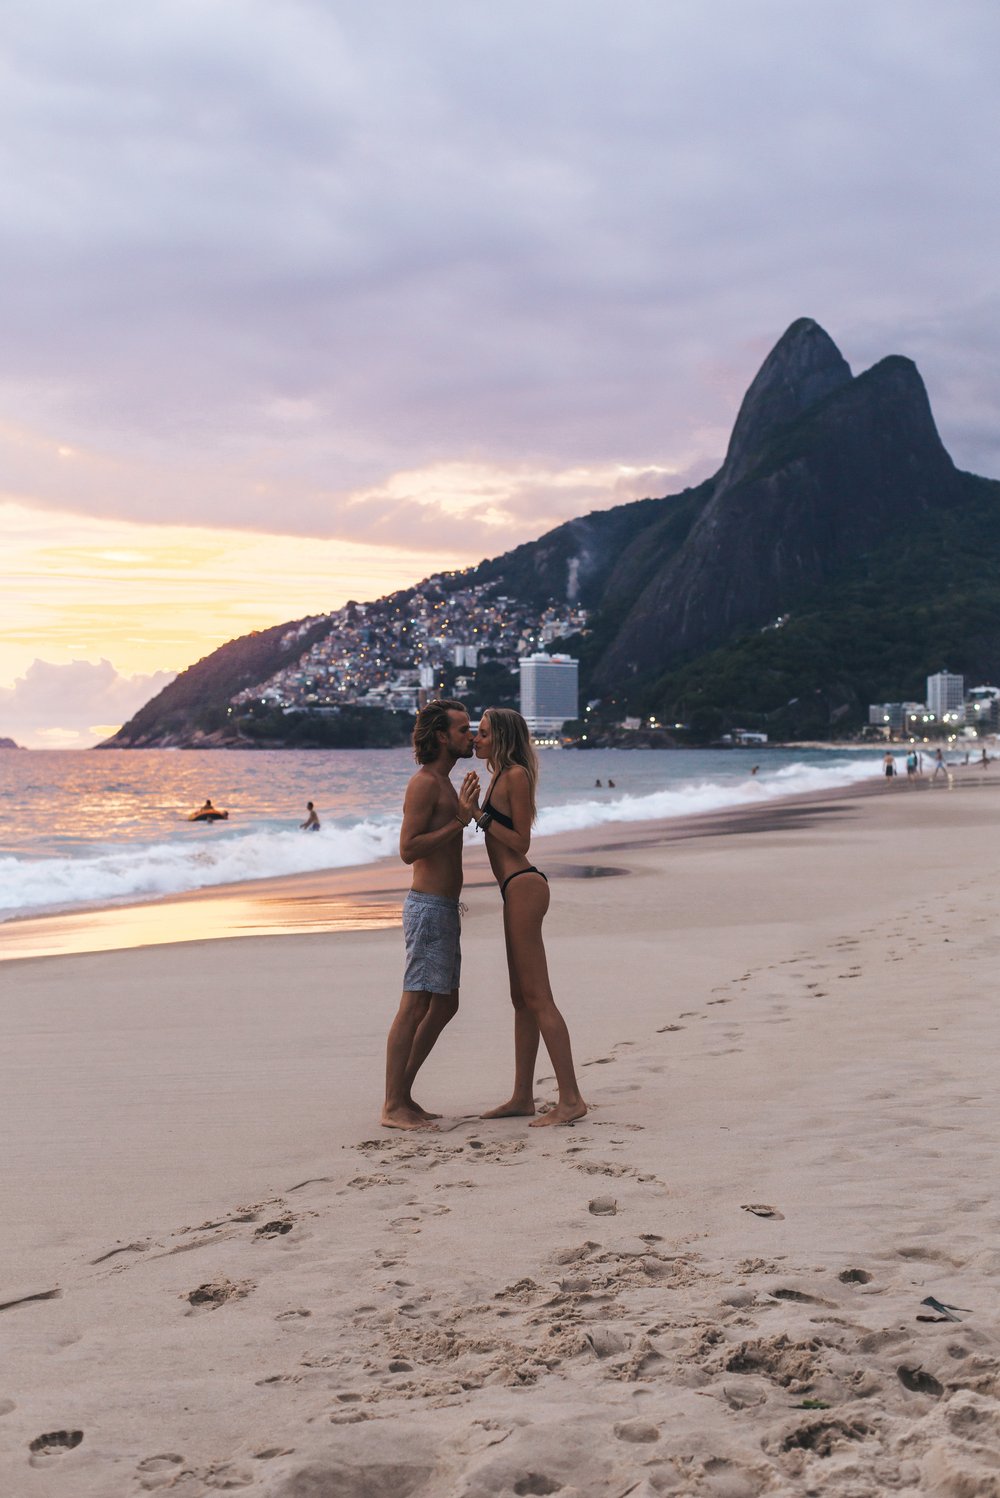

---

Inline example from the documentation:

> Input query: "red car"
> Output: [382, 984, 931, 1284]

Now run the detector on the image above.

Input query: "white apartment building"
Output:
[519, 653, 579, 732]
[927, 671, 964, 720]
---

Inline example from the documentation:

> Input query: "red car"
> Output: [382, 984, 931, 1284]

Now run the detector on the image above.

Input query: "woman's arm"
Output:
[482, 765, 532, 856]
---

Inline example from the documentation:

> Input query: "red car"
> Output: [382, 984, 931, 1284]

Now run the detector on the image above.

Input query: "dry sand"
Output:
[3, 771, 1000, 1496]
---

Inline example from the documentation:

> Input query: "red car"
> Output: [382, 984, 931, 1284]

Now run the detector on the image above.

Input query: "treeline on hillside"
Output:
[628, 475, 1000, 741]
[234, 704, 413, 749]
[107, 617, 332, 744]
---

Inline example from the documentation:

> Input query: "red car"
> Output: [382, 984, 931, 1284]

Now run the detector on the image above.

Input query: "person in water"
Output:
[381, 699, 477, 1130]
[463, 707, 586, 1126]
[300, 801, 321, 831]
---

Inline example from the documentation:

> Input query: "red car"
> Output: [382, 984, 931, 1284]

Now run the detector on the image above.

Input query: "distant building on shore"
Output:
[966, 685, 1000, 732]
[519, 652, 578, 732]
[869, 701, 926, 735]
[927, 671, 964, 721]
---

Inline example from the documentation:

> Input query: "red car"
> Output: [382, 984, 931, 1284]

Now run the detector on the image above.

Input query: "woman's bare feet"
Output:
[480, 1097, 536, 1118]
[529, 1099, 587, 1127]
[410, 1100, 442, 1121]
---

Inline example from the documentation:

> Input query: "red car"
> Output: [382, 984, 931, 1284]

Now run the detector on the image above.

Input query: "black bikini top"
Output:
[483, 770, 515, 830]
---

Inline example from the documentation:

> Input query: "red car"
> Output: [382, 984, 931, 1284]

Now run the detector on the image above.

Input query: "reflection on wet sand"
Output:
[0, 891, 400, 964]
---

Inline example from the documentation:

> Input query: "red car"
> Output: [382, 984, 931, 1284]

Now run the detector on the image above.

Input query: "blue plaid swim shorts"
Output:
[402, 890, 462, 995]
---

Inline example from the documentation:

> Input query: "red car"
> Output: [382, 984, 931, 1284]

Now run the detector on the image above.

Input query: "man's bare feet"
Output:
[480, 1097, 536, 1118]
[380, 1104, 438, 1131]
[529, 1100, 587, 1127]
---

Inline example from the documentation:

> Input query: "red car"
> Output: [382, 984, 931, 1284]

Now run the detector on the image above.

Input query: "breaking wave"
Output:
[0, 752, 887, 922]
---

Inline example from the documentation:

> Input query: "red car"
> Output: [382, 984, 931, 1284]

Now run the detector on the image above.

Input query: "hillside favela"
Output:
[102, 319, 1000, 758]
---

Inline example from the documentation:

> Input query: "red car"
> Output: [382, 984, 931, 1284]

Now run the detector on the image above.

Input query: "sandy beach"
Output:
[3, 769, 1000, 1496]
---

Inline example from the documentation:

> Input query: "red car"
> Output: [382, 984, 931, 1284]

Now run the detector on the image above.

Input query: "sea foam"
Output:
[535, 753, 881, 835]
[0, 754, 884, 922]
[0, 819, 401, 921]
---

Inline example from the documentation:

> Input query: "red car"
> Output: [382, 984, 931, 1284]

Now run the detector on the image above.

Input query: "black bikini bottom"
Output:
[500, 866, 548, 903]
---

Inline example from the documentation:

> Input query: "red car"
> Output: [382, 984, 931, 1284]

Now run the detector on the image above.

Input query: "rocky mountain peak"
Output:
[720, 318, 853, 489]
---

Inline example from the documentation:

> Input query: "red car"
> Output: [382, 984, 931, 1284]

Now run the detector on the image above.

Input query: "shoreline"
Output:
[0, 773, 900, 964]
[2, 763, 994, 965]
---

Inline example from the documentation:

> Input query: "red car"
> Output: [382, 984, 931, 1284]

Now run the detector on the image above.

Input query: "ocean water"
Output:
[0, 745, 892, 923]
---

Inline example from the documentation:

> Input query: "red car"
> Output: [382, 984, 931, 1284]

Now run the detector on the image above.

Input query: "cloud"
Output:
[0, 659, 176, 749]
[0, 0, 997, 560]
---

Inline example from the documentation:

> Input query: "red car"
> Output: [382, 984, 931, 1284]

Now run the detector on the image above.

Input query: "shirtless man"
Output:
[381, 699, 477, 1129]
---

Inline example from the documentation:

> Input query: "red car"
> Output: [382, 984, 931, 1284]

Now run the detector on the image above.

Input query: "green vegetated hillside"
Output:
[104, 318, 1000, 747]
[632, 472, 1000, 740]
[105, 616, 333, 746]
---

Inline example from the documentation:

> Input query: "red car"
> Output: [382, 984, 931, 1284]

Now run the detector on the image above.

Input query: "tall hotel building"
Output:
[519, 652, 579, 733]
[926, 670, 964, 720]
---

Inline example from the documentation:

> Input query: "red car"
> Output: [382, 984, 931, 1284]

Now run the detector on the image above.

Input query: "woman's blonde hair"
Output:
[482, 706, 538, 823]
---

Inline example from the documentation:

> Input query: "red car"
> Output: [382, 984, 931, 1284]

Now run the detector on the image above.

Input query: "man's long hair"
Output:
[412, 698, 467, 765]
[482, 706, 538, 823]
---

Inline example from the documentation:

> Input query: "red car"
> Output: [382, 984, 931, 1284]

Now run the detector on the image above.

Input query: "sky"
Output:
[2, 0, 998, 747]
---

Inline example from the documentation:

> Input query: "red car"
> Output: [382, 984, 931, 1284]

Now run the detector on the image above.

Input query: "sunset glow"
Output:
[1, 2, 997, 749]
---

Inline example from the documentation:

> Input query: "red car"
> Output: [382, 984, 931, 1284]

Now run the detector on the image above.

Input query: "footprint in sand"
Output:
[136, 1453, 184, 1487]
[774, 1417, 872, 1456]
[895, 1245, 966, 1268]
[0, 1400, 15, 1417]
[254, 1217, 294, 1238]
[553, 1241, 600, 1264]
[741, 1203, 784, 1220]
[185, 1278, 253, 1311]
[770, 1287, 835, 1307]
[588, 1196, 618, 1216]
[656, 1024, 684, 1033]
[839, 1268, 873, 1284]
[897, 1364, 944, 1397]
[613, 1419, 660, 1443]
[28, 1430, 83, 1465]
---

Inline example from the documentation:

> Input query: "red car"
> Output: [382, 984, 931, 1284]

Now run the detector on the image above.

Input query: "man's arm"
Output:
[399, 774, 464, 866]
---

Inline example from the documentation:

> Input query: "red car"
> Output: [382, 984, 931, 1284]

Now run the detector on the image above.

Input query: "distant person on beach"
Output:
[300, 801, 320, 831]
[750, 765, 760, 776]
[595, 778, 602, 788]
[381, 700, 477, 1130]
[932, 747, 948, 780]
[607, 778, 615, 788]
[981, 748, 990, 767]
[883, 752, 896, 778]
[465, 707, 586, 1127]
[906, 750, 918, 779]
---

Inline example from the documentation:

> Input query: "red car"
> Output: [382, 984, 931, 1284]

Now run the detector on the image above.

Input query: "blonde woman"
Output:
[460, 707, 586, 1126]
